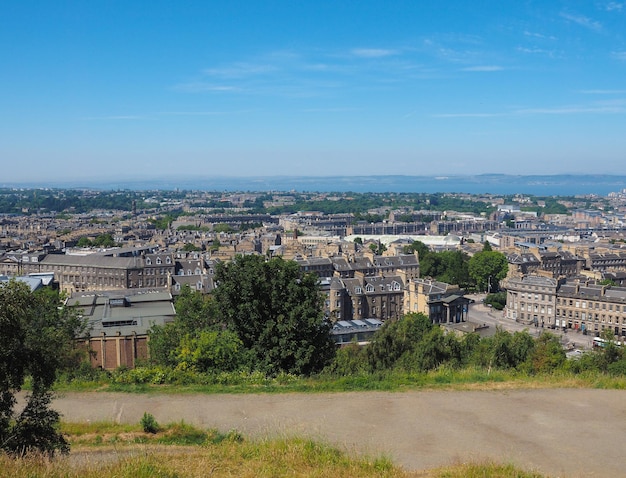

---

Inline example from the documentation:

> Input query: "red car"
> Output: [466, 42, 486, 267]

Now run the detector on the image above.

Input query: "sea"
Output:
[5, 174, 626, 196]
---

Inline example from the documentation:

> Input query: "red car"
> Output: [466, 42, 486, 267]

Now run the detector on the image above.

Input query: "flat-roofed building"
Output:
[70, 289, 176, 370]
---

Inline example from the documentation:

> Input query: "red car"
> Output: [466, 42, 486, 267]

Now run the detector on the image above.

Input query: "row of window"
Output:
[145, 256, 173, 265]
[556, 310, 624, 325]
[558, 298, 626, 312]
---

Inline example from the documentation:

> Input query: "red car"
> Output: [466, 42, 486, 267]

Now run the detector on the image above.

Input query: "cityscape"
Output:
[2, 0, 626, 476]
[4, 183, 626, 363]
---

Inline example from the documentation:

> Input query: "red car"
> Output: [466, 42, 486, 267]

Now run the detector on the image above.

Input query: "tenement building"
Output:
[503, 275, 559, 328]
[504, 275, 626, 338]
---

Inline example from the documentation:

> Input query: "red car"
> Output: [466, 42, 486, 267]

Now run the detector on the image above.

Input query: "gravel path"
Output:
[52, 389, 626, 477]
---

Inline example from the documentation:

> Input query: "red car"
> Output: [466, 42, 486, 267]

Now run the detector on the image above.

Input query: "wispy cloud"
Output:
[173, 83, 240, 93]
[351, 48, 398, 58]
[433, 112, 504, 118]
[516, 46, 561, 59]
[579, 89, 626, 94]
[83, 115, 151, 121]
[523, 31, 557, 40]
[461, 65, 503, 72]
[84, 110, 249, 121]
[203, 62, 277, 79]
[435, 102, 626, 118]
[301, 107, 360, 113]
[157, 111, 244, 116]
[605, 2, 624, 11]
[612, 51, 626, 60]
[560, 12, 602, 31]
[516, 105, 624, 114]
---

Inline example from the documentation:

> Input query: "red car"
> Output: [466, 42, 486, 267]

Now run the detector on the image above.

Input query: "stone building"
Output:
[504, 275, 626, 338]
[403, 278, 470, 324]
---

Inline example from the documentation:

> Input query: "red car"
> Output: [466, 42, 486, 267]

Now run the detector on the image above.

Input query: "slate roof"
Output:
[68, 289, 176, 337]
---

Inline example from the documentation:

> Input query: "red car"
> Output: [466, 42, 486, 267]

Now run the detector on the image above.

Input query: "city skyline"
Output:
[2, 1, 625, 182]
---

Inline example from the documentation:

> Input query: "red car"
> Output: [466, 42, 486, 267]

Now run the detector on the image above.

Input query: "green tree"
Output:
[214, 255, 335, 375]
[528, 333, 565, 373]
[468, 250, 508, 292]
[76, 236, 92, 247]
[324, 342, 368, 375]
[485, 292, 507, 310]
[176, 330, 245, 373]
[92, 233, 115, 248]
[419, 250, 470, 287]
[403, 240, 430, 261]
[366, 312, 432, 371]
[149, 285, 218, 367]
[368, 242, 387, 255]
[0, 281, 85, 456]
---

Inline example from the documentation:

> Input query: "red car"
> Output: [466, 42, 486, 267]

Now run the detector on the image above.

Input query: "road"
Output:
[51, 389, 626, 477]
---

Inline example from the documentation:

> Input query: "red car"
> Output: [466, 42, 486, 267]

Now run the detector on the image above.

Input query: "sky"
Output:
[1, 0, 626, 183]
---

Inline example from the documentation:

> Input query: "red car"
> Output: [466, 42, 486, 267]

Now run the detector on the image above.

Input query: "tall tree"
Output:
[149, 285, 218, 367]
[468, 250, 509, 292]
[214, 255, 335, 375]
[0, 281, 85, 456]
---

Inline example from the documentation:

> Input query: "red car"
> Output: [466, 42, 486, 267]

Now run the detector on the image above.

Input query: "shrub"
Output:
[140, 412, 159, 434]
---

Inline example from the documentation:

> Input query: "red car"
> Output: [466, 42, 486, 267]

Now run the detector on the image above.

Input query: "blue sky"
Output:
[2, 1, 625, 183]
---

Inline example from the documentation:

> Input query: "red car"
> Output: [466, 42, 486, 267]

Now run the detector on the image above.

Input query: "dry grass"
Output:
[0, 421, 549, 478]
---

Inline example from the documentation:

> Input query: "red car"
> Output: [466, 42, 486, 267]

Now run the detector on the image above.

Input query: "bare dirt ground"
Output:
[52, 389, 626, 477]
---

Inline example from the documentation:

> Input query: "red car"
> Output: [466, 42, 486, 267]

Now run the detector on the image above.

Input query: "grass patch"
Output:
[429, 460, 546, 477]
[54, 366, 626, 395]
[0, 435, 547, 478]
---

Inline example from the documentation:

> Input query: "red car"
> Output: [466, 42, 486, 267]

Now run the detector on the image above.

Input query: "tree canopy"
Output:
[214, 255, 336, 375]
[468, 250, 509, 292]
[0, 281, 85, 456]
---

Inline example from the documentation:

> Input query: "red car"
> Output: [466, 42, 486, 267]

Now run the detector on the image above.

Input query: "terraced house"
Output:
[504, 275, 626, 339]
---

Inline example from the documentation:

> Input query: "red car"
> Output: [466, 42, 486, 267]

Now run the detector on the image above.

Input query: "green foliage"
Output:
[473, 328, 535, 370]
[484, 292, 507, 310]
[214, 255, 336, 375]
[140, 412, 159, 434]
[77, 234, 116, 248]
[420, 250, 471, 287]
[213, 223, 234, 233]
[468, 250, 508, 292]
[76, 236, 92, 247]
[176, 330, 245, 373]
[0, 281, 85, 456]
[366, 313, 433, 371]
[182, 243, 201, 252]
[92, 233, 115, 247]
[402, 240, 430, 260]
[149, 285, 219, 368]
[323, 343, 368, 376]
[528, 333, 566, 373]
[368, 242, 387, 255]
